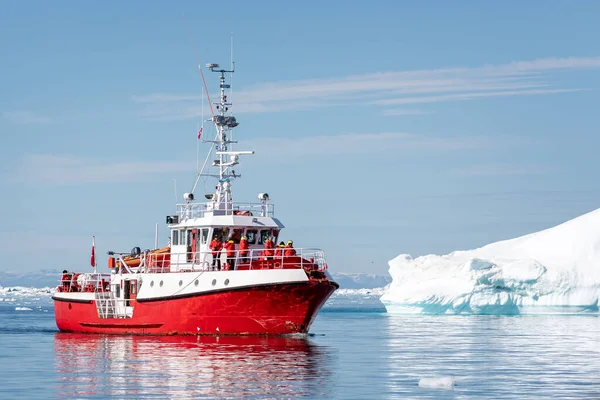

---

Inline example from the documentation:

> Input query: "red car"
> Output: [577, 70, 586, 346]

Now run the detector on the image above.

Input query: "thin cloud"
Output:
[11, 154, 193, 186]
[374, 88, 584, 106]
[495, 56, 600, 73]
[244, 132, 512, 161]
[381, 109, 430, 116]
[9, 133, 526, 184]
[133, 56, 600, 120]
[451, 164, 554, 176]
[2, 111, 52, 124]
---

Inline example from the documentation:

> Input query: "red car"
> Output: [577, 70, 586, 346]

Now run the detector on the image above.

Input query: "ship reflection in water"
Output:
[54, 333, 334, 398]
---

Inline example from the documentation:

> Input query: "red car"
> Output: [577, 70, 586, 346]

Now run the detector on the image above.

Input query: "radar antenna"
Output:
[190, 62, 254, 211]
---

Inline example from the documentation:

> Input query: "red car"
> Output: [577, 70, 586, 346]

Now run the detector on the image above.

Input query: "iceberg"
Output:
[381, 208, 600, 314]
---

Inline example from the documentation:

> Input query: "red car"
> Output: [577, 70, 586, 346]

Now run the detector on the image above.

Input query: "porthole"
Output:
[68, 303, 72, 310]
[159, 281, 164, 287]
[179, 280, 183, 287]
[212, 279, 217, 286]
[150, 281, 154, 287]
[195, 280, 199, 286]
[224, 279, 230, 286]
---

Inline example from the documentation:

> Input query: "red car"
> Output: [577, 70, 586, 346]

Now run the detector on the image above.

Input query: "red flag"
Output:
[197, 126, 203, 139]
[90, 236, 96, 268]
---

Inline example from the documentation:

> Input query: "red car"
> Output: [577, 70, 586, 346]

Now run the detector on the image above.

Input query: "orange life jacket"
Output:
[264, 240, 274, 256]
[276, 245, 284, 257]
[224, 241, 236, 257]
[284, 245, 296, 257]
[239, 239, 249, 255]
[210, 239, 222, 254]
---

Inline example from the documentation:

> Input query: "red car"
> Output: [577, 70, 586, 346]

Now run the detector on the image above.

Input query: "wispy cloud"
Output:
[10, 154, 193, 185]
[133, 56, 600, 120]
[451, 163, 554, 176]
[374, 88, 584, 106]
[2, 110, 52, 124]
[0, 231, 95, 252]
[10, 133, 516, 183]
[381, 109, 430, 116]
[244, 132, 518, 161]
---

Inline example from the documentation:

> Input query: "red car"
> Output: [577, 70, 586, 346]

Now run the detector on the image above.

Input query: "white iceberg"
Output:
[381, 208, 600, 314]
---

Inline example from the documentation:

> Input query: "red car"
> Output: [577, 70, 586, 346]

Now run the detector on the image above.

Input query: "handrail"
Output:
[57, 272, 112, 293]
[58, 247, 328, 295]
[175, 201, 275, 220]
[95, 292, 131, 319]
[121, 247, 327, 273]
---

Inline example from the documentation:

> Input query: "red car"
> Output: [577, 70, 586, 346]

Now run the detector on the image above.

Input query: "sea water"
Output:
[1, 293, 600, 399]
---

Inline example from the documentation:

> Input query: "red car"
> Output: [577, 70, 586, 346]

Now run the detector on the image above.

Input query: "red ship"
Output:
[52, 61, 338, 335]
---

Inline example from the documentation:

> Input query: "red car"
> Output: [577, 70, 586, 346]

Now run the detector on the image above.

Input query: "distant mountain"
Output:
[0, 269, 62, 288]
[330, 272, 392, 289]
[0, 269, 391, 290]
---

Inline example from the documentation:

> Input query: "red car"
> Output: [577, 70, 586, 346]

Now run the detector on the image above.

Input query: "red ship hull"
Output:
[53, 280, 338, 335]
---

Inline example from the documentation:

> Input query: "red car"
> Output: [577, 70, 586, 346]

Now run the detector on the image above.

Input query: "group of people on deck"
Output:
[209, 236, 297, 271]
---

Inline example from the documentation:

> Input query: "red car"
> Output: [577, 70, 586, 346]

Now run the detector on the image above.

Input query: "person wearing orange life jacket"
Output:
[210, 237, 223, 270]
[275, 241, 285, 258]
[70, 273, 81, 292]
[61, 270, 71, 291]
[224, 238, 236, 270]
[284, 240, 297, 257]
[263, 237, 275, 260]
[239, 236, 249, 263]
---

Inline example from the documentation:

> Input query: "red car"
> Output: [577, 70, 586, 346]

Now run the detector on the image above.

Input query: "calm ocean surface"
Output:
[1, 297, 600, 399]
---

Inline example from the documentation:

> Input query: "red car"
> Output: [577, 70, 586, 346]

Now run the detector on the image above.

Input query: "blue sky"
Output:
[2, 1, 600, 275]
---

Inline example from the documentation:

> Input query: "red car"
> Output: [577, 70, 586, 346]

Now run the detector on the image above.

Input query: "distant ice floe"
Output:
[0, 287, 54, 309]
[381, 208, 600, 315]
[418, 376, 455, 389]
[323, 287, 387, 312]
[333, 288, 386, 296]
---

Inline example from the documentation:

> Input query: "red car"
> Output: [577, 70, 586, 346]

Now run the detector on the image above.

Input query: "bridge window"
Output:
[259, 229, 272, 245]
[246, 229, 258, 244]
[201, 229, 209, 244]
[179, 230, 186, 246]
[171, 230, 179, 246]
[218, 227, 230, 241]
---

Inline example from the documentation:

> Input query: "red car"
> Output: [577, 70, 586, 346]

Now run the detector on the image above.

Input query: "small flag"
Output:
[91, 236, 96, 268]
[197, 126, 203, 139]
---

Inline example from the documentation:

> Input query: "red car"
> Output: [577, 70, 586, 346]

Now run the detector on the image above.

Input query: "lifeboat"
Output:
[116, 247, 171, 269]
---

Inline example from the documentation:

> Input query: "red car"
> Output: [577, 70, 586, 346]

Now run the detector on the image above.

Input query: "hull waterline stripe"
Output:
[51, 296, 93, 304]
[79, 322, 164, 329]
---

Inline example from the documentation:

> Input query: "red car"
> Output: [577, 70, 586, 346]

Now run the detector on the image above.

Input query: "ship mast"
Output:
[192, 63, 253, 212]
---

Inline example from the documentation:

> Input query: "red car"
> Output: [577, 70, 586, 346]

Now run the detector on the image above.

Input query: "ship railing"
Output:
[56, 272, 112, 293]
[111, 247, 328, 274]
[175, 201, 275, 220]
[137, 247, 327, 273]
[242, 247, 327, 272]
[95, 292, 130, 319]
